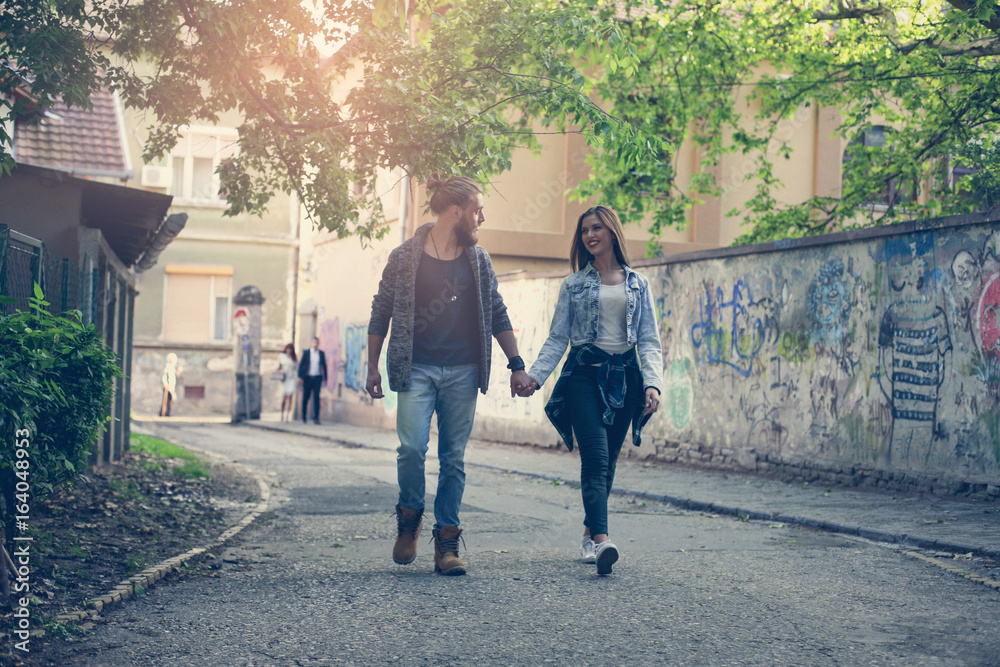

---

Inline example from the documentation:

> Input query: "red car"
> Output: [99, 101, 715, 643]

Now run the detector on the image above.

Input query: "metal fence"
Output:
[1, 226, 89, 319]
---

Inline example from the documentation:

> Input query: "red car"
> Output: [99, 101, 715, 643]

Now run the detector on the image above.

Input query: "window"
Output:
[843, 126, 916, 208]
[184, 386, 205, 399]
[168, 127, 238, 204]
[163, 266, 233, 343]
[947, 138, 1000, 212]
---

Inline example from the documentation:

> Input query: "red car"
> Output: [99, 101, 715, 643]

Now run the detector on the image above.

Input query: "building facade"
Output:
[126, 117, 301, 418]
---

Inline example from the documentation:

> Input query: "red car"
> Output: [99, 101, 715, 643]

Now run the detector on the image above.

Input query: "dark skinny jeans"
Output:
[566, 363, 640, 537]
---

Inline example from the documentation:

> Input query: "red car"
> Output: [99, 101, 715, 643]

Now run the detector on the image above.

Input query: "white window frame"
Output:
[169, 125, 239, 207]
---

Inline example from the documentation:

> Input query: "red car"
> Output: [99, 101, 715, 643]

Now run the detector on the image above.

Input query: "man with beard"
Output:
[366, 173, 532, 576]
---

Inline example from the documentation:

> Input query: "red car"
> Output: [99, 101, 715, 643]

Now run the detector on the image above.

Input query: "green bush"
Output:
[0, 285, 121, 537]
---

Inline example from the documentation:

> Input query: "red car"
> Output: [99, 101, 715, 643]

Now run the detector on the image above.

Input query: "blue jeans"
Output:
[566, 364, 640, 537]
[396, 363, 478, 529]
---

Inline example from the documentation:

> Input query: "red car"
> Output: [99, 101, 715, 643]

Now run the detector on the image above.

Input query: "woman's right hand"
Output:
[517, 378, 539, 398]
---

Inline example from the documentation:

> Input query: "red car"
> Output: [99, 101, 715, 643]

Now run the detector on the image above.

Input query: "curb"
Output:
[486, 466, 1000, 561]
[55, 457, 271, 624]
[238, 422, 1000, 562]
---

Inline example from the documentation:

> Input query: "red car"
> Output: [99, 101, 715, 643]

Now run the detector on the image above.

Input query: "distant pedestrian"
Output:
[159, 352, 181, 417]
[519, 205, 663, 575]
[278, 343, 298, 422]
[298, 337, 327, 424]
[366, 172, 533, 576]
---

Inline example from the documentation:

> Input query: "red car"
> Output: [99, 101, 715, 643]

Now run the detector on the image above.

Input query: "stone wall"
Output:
[131, 345, 287, 417]
[480, 213, 1000, 500]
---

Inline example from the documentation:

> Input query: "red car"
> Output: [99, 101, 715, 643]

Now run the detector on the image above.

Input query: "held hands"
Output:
[643, 387, 660, 416]
[510, 370, 538, 398]
[511, 371, 539, 398]
[366, 367, 384, 399]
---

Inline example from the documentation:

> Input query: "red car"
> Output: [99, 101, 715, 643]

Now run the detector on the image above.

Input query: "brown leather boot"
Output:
[432, 525, 466, 576]
[393, 504, 423, 565]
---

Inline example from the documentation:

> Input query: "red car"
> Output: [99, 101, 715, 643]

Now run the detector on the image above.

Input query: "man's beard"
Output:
[456, 216, 479, 247]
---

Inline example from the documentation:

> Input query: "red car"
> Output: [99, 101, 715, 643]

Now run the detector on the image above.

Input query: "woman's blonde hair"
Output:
[570, 205, 631, 272]
[426, 172, 482, 215]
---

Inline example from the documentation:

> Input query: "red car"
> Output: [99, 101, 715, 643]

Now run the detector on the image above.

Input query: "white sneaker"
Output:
[595, 541, 619, 575]
[581, 536, 597, 564]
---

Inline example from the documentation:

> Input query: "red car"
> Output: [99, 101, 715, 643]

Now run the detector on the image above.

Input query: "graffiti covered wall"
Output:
[314, 213, 998, 497]
[480, 214, 1000, 498]
[475, 277, 554, 443]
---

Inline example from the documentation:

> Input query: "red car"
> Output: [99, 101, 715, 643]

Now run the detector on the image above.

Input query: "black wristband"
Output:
[506, 355, 526, 371]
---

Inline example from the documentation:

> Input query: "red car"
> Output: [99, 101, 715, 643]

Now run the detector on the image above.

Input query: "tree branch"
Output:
[935, 35, 1000, 57]
[943, 0, 1000, 32]
[814, 4, 900, 42]
[814, 0, 1000, 58]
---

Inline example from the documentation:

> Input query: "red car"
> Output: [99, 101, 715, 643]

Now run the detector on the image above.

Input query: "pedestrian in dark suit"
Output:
[298, 337, 327, 424]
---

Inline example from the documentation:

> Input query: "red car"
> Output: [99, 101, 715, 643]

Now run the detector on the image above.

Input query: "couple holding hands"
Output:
[366, 174, 663, 577]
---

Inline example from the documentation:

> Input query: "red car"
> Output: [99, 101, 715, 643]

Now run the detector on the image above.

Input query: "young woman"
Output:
[521, 206, 663, 575]
[278, 343, 298, 422]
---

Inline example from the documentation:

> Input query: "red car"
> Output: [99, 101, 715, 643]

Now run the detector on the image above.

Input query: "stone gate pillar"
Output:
[231, 285, 264, 422]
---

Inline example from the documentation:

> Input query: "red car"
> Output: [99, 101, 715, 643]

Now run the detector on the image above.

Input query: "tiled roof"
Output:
[14, 85, 131, 180]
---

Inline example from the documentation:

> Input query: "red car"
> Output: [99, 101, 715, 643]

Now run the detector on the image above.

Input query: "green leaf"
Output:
[373, 0, 397, 28]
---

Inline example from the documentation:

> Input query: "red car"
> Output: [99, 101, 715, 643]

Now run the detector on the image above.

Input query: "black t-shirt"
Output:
[412, 252, 480, 366]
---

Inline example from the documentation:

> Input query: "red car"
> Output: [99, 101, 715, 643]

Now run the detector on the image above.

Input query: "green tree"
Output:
[2, 0, 648, 243]
[573, 0, 1000, 245]
[4, 1, 999, 246]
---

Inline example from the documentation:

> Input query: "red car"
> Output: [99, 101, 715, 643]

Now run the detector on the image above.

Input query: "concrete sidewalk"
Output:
[242, 416, 1000, 561]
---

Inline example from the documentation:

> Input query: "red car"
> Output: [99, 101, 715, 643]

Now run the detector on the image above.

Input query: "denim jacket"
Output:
[527, 263, 664, 393]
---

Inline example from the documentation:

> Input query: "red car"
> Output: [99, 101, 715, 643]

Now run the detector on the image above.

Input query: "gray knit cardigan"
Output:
[368, 222, 513, 394]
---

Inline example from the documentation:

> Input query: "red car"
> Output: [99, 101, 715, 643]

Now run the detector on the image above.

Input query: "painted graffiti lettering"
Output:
[320, 318, 341, 391]
[343, 324, 367, 392]
[690, 279, 766, 378]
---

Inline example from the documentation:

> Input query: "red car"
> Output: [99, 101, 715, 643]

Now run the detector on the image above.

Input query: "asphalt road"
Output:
[38, 424, 1000, 666]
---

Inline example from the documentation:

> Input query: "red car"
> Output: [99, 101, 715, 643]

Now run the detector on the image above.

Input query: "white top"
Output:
[308, 349, 322, 376]
[594, 281, 631, 355]
[278, 353, 298, 394]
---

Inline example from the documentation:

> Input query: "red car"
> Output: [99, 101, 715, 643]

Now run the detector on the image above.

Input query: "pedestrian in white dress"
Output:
[278, 343, 298, 422]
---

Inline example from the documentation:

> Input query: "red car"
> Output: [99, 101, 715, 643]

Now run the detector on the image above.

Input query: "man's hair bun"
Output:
[426, 172, 481, 215]
[426, 172, 445, 192]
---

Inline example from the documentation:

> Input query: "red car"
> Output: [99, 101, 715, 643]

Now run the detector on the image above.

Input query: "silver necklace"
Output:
[429, 231, 459, 302]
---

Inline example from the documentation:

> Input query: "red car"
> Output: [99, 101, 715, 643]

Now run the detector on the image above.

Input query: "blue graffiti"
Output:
[655, 296, 672, 324]
[343, 324, 367, 392]
[690, 279, 765, 378]
[808, 258, 851, 348]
